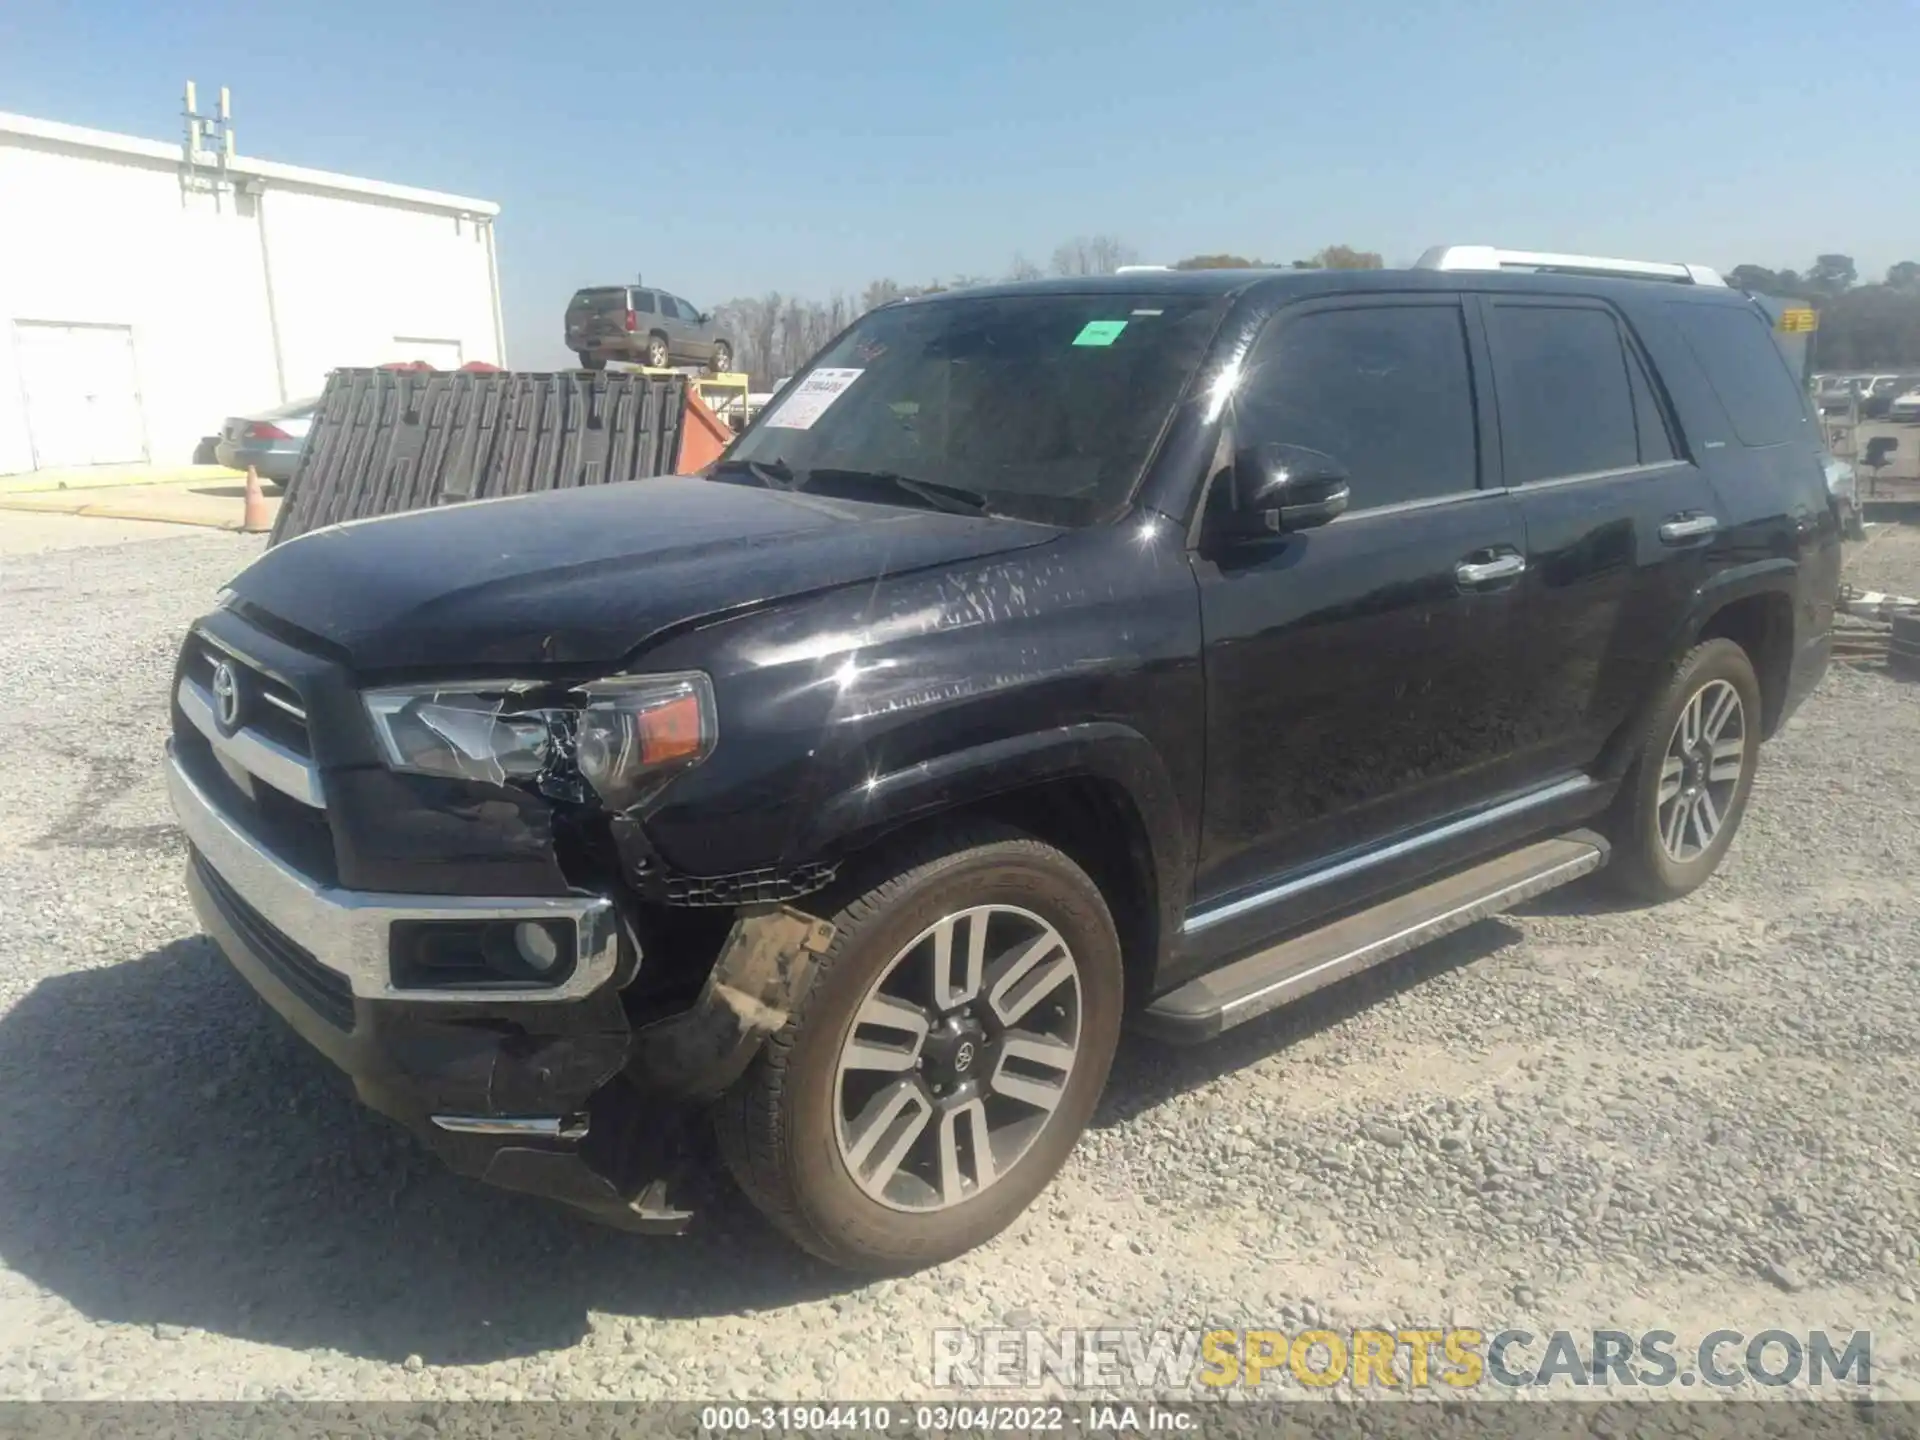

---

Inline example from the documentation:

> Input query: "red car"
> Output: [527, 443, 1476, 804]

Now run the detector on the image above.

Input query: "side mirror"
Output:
[1217, 443, 1350, 540]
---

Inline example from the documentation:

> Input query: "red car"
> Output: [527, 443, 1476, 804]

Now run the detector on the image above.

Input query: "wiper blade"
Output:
[800, 467, 990, 516]
[709, 456, 798, 490]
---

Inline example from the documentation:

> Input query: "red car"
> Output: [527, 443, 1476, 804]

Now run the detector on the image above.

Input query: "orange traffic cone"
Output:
[241, 465, 272, 534]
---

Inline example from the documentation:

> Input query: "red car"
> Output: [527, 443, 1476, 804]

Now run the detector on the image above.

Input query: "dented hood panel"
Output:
[228, 476, 1061, 672]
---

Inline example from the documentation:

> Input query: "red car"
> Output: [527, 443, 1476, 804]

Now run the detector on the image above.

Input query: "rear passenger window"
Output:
[1235, 303, 1479, 509]
[1668, 303, 1809, 448]
[1486, 305, 1642, 484]
[633, 291, 657, 313]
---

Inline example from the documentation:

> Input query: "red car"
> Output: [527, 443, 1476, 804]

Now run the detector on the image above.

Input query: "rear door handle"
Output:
[1455, 552, 1527, 587]
[1659, 513, 1719, 543]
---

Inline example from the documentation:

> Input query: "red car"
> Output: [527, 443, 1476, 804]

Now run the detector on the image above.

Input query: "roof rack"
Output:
[1413, 245, 1725, 287]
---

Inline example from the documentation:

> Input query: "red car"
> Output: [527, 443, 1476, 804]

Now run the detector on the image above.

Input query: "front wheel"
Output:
[710, 341, 733, 374]
[715, 828, 1123, 1273]
[1605, 638, 1762, 902]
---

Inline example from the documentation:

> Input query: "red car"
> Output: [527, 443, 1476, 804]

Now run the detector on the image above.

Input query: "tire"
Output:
[1604, 638, 1762, 902]
[575, 350, 605, 371]
[645, 333, 670, 368]
[715, 826, 1123, 1273]
[710, 341, 733, 374]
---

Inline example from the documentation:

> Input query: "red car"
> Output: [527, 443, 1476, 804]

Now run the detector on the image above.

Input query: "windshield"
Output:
[721, 292, 1226, 526]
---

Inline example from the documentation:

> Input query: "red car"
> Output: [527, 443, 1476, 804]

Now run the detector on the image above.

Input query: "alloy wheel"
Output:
[832, 905, 1082, 1213]
[1656, 678, 1746, 861]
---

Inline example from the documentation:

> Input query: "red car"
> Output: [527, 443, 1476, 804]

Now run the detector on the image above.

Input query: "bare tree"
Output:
[713, 294, 788, 388]
[1050, 234, 1138, 276]
[1050, 238, 1090, 277]
[1007, 253, 1043, 282]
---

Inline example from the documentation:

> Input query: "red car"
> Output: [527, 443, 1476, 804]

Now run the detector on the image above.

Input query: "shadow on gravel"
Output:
[1510, 868, 1648, 918]
[0, 938, 848, 1367]
[0, 916, 1529, 1364]
[1097, 917, 1523, 1128]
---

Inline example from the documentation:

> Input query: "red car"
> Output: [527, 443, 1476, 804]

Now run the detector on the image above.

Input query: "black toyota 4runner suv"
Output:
[168, 251, 1838, 1272]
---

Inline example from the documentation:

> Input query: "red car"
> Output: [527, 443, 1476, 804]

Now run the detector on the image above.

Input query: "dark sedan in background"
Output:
[213, 396, 320, 483]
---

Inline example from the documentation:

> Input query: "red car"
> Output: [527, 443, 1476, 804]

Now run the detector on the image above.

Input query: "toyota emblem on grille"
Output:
[211, 660, 242, 732]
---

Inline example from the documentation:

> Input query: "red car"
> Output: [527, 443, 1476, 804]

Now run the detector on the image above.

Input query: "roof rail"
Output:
[1114, 264, 1173, 273]
[1413, 245, 1725, 287]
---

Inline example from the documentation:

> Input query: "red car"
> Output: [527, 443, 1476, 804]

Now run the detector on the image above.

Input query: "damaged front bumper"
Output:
[167, 745, 832, 1233]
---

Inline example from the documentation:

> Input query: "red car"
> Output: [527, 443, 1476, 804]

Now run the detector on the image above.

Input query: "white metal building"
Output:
[0, 109, 505, 475]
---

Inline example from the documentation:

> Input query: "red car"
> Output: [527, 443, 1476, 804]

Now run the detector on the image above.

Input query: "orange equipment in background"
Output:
[677, 385, 734, 472]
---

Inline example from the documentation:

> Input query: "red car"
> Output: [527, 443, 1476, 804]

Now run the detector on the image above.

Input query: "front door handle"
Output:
[1456, 552, 1527, 587]
[1659, 513, 1719, 543]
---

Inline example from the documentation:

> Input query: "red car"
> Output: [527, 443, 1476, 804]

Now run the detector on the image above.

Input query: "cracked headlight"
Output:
[362, 672, 716, 810]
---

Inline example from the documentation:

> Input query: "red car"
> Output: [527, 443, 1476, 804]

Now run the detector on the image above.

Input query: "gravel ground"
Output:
[0, 523, 1916, 1405]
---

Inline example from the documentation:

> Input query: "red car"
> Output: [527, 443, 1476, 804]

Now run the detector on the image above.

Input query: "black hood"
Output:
[229, 476, 1060, 673]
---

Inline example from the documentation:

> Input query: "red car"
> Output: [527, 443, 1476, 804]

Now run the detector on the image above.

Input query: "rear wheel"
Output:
[575, 350, 605, 371]
[715, 828, 1123, 1273]
[645, 333, 671, 368]
[1606, 638, 1761, 902]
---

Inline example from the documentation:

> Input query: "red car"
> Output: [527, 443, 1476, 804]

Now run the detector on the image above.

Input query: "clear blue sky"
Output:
[3, 0, 1914, 368]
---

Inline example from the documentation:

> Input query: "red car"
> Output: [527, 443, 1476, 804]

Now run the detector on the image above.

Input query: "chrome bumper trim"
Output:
[177, 677, 325, 808]
[167, 747, 618, 1003]
[431, 1114, 590, 1140]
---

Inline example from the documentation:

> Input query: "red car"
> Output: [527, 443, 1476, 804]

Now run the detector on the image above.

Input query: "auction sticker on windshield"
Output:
[763, 368, 865, 429]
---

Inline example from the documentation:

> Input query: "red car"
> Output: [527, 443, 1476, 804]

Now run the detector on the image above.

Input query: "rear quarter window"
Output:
[1667, 303, 1809, 448]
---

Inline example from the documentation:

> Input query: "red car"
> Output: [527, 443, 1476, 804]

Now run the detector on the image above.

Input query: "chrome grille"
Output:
[184, 634, 311, 758]
[175, 632, 323, 808]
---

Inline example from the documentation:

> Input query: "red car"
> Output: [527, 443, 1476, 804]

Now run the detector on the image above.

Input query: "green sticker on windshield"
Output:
[1073, 320, 1128, 347]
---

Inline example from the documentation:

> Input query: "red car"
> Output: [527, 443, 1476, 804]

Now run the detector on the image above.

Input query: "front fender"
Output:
[816, 716, 1181, 857]
[631, 525, 1208, 922]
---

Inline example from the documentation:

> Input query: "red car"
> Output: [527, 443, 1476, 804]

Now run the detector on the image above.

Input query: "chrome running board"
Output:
[1141, 831, 1608, 1043]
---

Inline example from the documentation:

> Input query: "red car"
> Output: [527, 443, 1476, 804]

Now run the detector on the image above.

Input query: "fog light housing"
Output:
[390, 918, 577, 991]
[511, 920, 562, 974]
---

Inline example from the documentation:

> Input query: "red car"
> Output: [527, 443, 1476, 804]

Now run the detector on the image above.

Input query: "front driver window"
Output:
[1234, 303, 1480, 509]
